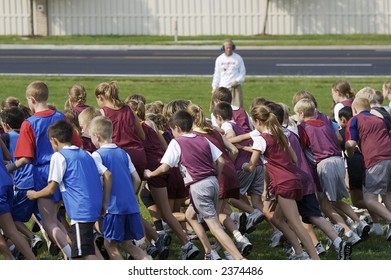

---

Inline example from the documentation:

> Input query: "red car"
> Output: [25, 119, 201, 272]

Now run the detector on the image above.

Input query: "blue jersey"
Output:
[27, 110, 65, 190]
[58, 148, 103, 222]
[0, 147, 13, 188]
[95, 146, 140, 215]
[7, 131, 34, 190]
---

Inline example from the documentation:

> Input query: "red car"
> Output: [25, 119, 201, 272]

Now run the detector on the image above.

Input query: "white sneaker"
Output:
[315, 242, 326, 256]
[245, 209, 264, 233]
[269, 230, 284, 248]
[369, 223, 384, 236]
[288, 251, 310, 260]
[235, 234, 253, 257]
[355, 220, 370, 239]
[224, 250, 234, 260]
[346, 230, 361, 246]
[210, 249, 222, 260]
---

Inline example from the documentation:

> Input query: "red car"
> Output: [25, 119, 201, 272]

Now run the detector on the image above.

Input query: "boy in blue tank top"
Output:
[89, 116, 150, 260]
[0, 138, 36, 259]
[27, 120, 112, 259]
[0, 107, 43, 256]
[7, 81, 82, 259]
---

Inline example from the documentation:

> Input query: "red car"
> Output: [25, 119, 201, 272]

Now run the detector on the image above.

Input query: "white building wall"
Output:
[0, 0, 31, 35]
[1, 0, 391, 36]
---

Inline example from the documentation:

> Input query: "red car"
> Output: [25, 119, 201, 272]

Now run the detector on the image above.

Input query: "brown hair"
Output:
[94, 81, 124, 108]
[187, 104, 214, 133]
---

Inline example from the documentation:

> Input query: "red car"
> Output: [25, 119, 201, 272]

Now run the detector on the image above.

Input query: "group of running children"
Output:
[1, 79, 391, 260]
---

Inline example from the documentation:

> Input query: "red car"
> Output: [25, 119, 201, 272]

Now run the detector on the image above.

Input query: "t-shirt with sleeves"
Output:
[49, 146, 106, 223]
[161, 134, 222, 186]
[346, 111, 391, 168]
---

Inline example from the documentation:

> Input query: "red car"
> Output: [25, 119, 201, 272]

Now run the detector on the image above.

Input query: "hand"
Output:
[242, 162, 249, 172]
[26, 190, 36, 200]
[100, 206, 107, 218]
[144, 169, 152, 179]
[231, 80, 238, 88]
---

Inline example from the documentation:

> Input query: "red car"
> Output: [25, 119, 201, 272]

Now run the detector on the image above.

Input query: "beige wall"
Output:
[1, 0, 391, 36]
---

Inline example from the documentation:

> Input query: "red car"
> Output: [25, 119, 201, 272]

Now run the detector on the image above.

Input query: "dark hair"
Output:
[125, 94, 146, 105]
[212, 101, 233, 121]
[263, 101, 284, 125]
[0, 107, 26, 129]
[47, 120, 73, 143]
[169, 110, 193, 132]
[338, 106, 353, 121]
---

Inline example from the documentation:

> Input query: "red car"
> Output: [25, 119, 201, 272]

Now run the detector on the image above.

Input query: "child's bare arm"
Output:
[242, 149, 261, 173]
[144, 163, 170, 179]
[131, 171, 142, 194]
[228, 133, 251, 144]
[101, 170, 112, 216]
[27, 181, 59, 200]
[288, 145, 298, 164]
[221, 135, 238, 161]
[215, 156, 225, 176]
[345, 140, 358, 158]
[0, 138, 11, 161]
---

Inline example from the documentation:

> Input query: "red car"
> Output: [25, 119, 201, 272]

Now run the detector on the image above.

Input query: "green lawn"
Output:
[1, 75, 391, 260]
[1, 34, 391, 46]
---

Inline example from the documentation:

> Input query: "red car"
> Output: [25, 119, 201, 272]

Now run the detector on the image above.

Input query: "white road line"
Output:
[276, 63, 372, 67]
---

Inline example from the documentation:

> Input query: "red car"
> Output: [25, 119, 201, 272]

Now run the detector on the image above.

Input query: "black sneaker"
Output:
[156, 232, 171, 260]
[338, 241, 352, 260]
[238, 212, 248, 235]
[94, 232, 109, 259]
[146, 243, 158, 259]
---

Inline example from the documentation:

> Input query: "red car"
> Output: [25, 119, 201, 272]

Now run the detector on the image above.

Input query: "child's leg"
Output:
[228, 197, 254, 214]
[364, 192, 391, 221]
[203, 217, 243, 260]
[319, 197, 351, 234]
[0, 230, 15, 259]
[185, 205, 211, 254]
[334, 200, 360, 223]
[272, 204, 305, 255]
[0, 213, 36, 260]
[277, 196, 320, 260]
[150, 186, 189, 245]
[37, 198, 70, 258]
[303, 223, 319, 247]
[121, 240, 150, 260]
[103, 239, 123, 260]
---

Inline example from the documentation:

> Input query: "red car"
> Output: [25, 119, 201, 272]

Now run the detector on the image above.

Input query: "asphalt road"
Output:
[0, 46, 390, 76]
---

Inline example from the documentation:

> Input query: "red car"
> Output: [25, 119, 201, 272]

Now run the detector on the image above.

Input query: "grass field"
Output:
[1, 75, 391, 260]
[1, 34, 391, 46]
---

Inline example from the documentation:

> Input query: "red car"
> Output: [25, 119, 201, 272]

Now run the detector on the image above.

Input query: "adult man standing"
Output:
[212, 39, 246, 108]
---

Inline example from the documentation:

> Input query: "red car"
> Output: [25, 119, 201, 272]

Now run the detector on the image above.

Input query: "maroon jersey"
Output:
[192, 129, 240, 199]
[102, 106, 146, 175]
[232, 107, 252, 133]
[72, 104, 91, 115]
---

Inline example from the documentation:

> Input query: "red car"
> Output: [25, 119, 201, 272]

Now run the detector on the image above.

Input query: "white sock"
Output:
[62, 244, 72, 259]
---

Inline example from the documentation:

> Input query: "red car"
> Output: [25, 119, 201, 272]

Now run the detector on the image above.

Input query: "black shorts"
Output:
[296, 193, 322, 224]
[68, 222, 95, 258]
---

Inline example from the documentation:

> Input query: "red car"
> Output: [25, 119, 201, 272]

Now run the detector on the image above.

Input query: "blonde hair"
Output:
[127, 99, 146, 121]
[78, 106, 102, 132]
[146, 112, 167, 131]
[187, 104, 214, 133]
[26, 81, 49, 102]
[292, 90, 318, 108]
[294, 98, 316, 118]
[62, 109, 81, 136]
[352, 97, 371, 113]
[355, 87, 376, 104]
[146, 101, 164, 114]
[89, 116, 113, 142]
[65, 83, 87, 109]
[94, 81, 124, 108]
[251, 105, 288, 150]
